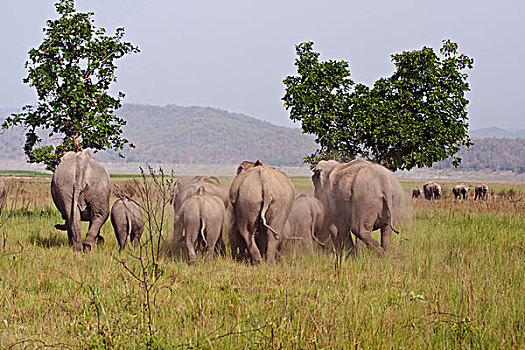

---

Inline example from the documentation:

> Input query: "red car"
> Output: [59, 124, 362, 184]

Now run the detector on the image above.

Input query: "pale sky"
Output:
[1, 0, 524, 130]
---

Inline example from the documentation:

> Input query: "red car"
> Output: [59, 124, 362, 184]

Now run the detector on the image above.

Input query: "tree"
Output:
[283, 40, 474, 171]
[2, 0, 139, 170]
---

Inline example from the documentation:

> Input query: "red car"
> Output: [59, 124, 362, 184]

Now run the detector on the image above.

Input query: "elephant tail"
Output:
[384, 192, 400, 235]
[259, 184, 278, 240]
[125, 205, 133, 243]
[198, 198, 208, 248]
[309, 207, 326, 246]
[68, 156, 85, 250]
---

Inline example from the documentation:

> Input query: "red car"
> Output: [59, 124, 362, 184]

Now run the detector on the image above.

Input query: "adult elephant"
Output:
[452, 185, 470, 200]
[170, 175, 229, 250]
[423, 182, 442, 200]
[474, 184, 489, 200]
[229, 160, 295, 264]
[0, 176, 6, 215]
[281, 194, 327, 252]
[312, 159, 407, 255]
[51, 150, 111, 251]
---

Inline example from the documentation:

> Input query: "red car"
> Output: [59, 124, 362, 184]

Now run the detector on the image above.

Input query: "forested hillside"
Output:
[1, 104, 523, 172]
[0, 104, 318, 167]
[434, 138, 525, 173]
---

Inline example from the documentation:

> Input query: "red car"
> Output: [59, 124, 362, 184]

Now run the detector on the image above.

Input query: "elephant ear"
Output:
[313, 160, 338, 191]
[236, 161, 255, 175]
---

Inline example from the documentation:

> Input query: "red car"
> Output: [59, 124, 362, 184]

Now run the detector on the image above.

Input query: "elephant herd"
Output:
[412, 182, 489, 201]
[9, 150, 490, 264]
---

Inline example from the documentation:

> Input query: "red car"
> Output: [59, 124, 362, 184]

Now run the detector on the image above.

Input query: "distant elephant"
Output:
[51, 150, 111, 251]
[474, 184, 489, 200]
[312, 159, 408, 255]
[281, 194, 327, 252]
[423, 182, 442, 200]
[111, 197, 144, 251]
[170, 175, 229, 247]
[229, 160, 295, 264]
[412, 187, 423, 198]
[452, 185, 470, 200]
[177, 186, 226, 264]
[0, 176, 6, 215]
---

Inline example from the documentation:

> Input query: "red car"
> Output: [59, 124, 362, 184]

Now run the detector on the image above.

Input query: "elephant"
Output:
[452, 185, 470, 200]
[312, 159, 408, 256]
[281, 194, 327, 252]
[412, 187, 423, 198]
[111, 197, 144, 251]
[51, 150, 111, 251]
[474, 184, 489, 200]
[170, 175, 229, 253]
[0, 176, 6, 215]
[176, 186, 226, 264]
[229, 159, 295, 264]
[423, 182, 442, 200]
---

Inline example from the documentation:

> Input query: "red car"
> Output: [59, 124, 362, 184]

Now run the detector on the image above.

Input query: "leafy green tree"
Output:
[2, 0, 139, 170]
[283, 40, 474, 171]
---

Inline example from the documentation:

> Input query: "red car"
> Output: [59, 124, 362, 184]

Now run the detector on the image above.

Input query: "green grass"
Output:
[0, 177, 523, 348]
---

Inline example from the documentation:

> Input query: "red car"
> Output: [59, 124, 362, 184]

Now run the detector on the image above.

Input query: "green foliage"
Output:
[283, 40, 474, 170]
[2, 0, 139, 170]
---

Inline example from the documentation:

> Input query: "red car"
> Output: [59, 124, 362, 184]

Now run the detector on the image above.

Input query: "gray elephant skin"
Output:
[0, 176, 6, 215]
[229, 160, 295, 264]
[281, 194, 327, 252]
[170, 175, 229, 253]
[474, 184, 489, 200]
[412, 187, 423, 198]
[51, 150, 111, 251]
[452, 185, 470, 200]
[312, 159, 408, 255]
[177, 186, 226, 264]
[423, 182, 442, 200]
[111, 197, 144, 251]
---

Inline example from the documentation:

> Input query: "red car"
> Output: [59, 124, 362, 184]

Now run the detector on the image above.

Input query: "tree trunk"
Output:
[73, 133, 81, 152]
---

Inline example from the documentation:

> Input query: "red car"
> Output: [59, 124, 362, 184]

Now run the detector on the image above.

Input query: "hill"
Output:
[0, 104, 318, 168]
[1, 104, 523, 174]
[470, 127, 525, 139]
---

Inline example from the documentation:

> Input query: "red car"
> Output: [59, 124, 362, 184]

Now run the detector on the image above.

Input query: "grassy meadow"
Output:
[0, 174, 523, 349]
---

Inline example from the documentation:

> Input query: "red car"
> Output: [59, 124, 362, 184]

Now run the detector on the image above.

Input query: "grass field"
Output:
[0, 174, 523, 349]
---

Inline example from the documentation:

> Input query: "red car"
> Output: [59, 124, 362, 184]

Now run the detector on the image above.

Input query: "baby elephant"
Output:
[281, 194, 326, 252]
[111, 198, 144, 250]
[177, 186, 225, 264]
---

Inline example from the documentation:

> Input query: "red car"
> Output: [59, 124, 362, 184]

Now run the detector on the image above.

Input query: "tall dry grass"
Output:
[0, 176, 523, 348]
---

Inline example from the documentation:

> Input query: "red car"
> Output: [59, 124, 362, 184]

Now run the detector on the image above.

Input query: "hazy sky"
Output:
[1, 0, 524, 130]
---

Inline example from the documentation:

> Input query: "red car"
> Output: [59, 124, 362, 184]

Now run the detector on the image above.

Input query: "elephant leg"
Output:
[266, 213, 288, 265]
[173, 219, 184, 243]
[234, 205, 263, 264]
[380, 225, 392, 252]
[184, 223, 199, 265]
[66, 210, 83, 251]
[204, 226, 221, 262]
[354, 224, 384, 257]
[336, 218, 356, 255]
[83, 212, 108, 250]
[242, 227, 262, 264]
[235, 219, 262, 264]
[215, 232, 226, 256]
[229, 226, 248, 261]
